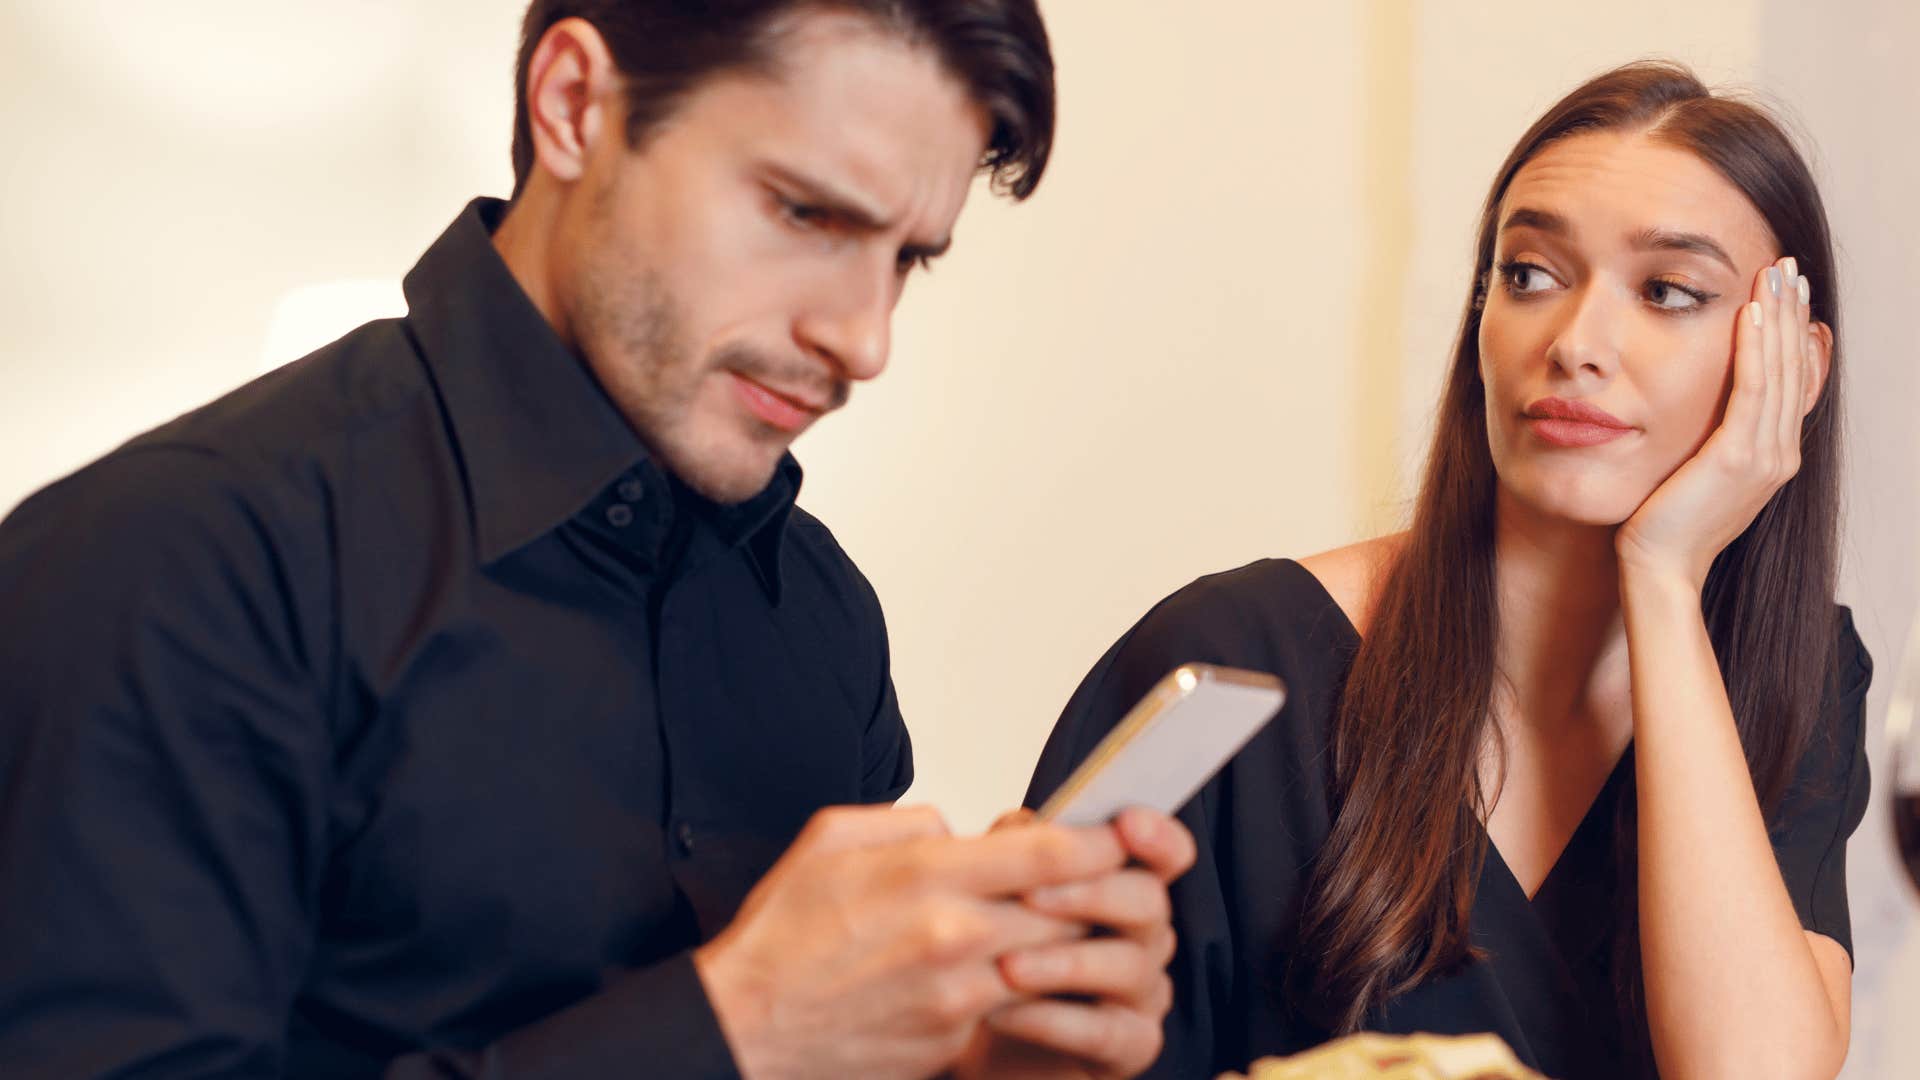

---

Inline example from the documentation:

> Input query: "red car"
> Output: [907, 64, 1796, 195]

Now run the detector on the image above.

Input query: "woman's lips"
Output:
[1523, 396, 1635, 448]
[1526, 418, 1633, 447]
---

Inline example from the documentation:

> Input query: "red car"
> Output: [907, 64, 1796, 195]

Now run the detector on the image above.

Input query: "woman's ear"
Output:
[1803, 320, 1834, 416]
[522, 17, 622, 187]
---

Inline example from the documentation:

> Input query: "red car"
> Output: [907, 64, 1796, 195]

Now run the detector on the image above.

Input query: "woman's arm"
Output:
[1616, 255, 1848, 1080]
[1621, 568, 1849, 1080]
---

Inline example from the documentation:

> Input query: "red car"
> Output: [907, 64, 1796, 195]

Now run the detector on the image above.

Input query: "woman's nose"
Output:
[1545, 281, 1625, 380]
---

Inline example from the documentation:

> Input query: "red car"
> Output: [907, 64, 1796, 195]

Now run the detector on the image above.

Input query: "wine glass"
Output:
[1887, 606, 1920, 896]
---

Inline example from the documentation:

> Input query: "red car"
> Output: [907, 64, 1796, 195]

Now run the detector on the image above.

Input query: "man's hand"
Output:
[692, 804, 1140, 1080]
[953, 806, 1197, 1080]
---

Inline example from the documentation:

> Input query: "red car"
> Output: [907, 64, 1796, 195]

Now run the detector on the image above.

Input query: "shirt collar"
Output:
[686, 456, 802, 604]
[403, 197, 796, 596]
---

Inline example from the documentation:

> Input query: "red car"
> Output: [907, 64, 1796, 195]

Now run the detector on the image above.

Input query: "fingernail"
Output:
[1766, 267, 1782, 295]
[1749, 300, 1763, 327]
[1797, 276, 1810, 306]
[1783, 257, 1798, 279]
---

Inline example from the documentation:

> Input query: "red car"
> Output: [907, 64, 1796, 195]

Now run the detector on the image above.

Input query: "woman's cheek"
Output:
[1639, 337, 1735, 474]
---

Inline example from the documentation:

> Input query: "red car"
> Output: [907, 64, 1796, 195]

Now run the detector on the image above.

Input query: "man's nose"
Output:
[795, 260, 894, 383]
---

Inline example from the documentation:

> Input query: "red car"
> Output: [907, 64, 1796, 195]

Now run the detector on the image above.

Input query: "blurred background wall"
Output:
[1, 1, 1913, 1073]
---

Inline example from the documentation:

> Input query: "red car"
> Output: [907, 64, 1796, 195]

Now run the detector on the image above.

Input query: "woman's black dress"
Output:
[1025, 559, 1871, 1079]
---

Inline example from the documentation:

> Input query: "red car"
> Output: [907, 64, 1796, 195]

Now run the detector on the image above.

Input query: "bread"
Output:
[1218, 1032, 1550, 1080]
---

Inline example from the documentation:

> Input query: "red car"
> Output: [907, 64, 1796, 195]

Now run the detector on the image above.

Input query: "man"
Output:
[0, 2, 1193, 1077]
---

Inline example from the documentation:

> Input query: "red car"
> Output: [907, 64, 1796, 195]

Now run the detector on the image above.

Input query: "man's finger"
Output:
[996, 937, 1166, 1004]
[985, 999, 1164, 1075]
[988, 807, 1037, 833]
[1024, 868, 1169, 934]
[1113, 807, 1198, 882]
[972, 897, 1091, 959]
[927, 823, 1128, 897]
[794, 803, 950, 855]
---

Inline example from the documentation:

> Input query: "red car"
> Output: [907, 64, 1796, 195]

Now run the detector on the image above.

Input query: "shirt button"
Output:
[617, 477, 646, 502]
[676, 823, 696, 855]
[605, 503, 634, 528]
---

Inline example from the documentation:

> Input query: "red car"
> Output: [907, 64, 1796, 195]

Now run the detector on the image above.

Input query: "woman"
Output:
[1025, 62, 1869, 1079]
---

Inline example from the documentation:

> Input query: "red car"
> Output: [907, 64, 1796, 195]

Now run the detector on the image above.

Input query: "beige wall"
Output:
[1754, 3, 1920, 1074]
[2, 1, 1915, 1072]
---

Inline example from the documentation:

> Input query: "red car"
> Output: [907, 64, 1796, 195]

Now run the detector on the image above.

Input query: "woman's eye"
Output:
[1500, 261, 1555, 294]
[1645, 278, 1708, 311]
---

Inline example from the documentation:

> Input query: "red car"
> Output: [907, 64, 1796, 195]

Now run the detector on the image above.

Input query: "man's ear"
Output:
[522, 17, 622, 186]
[1803, 320, 1834, 416]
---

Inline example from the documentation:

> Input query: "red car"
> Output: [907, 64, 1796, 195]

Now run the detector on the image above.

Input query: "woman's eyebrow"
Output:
[1499, 207, 1566, 235]
[1501, 206, 1738, 273]
[1632, 227, 1736, 272]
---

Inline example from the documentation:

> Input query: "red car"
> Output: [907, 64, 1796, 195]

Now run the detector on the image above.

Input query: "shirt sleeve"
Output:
[851, 557, 912, 805]
[0, 448, 334, 1076]
[382, 953, 739, 1079]
[861, 672, 913, 804]
[1767, 605, 1874, 961]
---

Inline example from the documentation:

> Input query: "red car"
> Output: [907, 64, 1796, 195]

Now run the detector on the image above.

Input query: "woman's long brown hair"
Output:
[1292, 61, 1848, 1049]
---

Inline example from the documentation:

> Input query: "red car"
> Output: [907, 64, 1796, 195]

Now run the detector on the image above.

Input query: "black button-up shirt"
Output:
[0, 198, 913, 1078]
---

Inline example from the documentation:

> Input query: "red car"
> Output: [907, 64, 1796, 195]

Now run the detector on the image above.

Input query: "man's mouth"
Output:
[729, 371, 826, 434]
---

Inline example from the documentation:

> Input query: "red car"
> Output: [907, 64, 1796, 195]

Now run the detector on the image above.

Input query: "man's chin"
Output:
[660, 447, 783, 506]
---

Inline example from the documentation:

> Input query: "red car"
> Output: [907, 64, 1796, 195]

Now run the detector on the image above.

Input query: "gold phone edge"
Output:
[1035, 663, 1281, 821]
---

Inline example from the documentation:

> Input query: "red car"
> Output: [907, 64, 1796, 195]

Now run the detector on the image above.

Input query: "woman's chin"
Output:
[1498, 473, 1647, 530]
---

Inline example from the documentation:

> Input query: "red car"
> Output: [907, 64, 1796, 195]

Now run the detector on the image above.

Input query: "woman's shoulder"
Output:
[1029, 549, 1385, 810]
[1111, 534, 1406, 683]
[1294, 533, 1405, 638]
[1829, 603, 1871, 702]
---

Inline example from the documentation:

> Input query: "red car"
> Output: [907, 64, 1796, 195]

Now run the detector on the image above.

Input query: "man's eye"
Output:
[779, 199, 827, 228]
[896, 252, 933, 275]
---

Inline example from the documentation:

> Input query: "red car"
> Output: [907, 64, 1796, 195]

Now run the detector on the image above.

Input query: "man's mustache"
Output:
[715, 344, 851, 413]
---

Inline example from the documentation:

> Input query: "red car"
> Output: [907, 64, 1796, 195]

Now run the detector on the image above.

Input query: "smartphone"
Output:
[1036, 663, 1286, 827]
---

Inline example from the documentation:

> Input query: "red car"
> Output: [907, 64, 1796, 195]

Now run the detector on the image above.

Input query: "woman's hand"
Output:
[1615, 255, 1830, 591]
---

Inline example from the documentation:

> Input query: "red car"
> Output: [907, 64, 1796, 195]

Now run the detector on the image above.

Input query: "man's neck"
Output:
[491, 186, 574, 350]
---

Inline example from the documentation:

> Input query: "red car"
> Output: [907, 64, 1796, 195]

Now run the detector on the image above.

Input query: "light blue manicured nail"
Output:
[1767, 267, 1782, 295]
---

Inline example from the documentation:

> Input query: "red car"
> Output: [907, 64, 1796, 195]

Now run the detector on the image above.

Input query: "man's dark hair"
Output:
[509, 0, 1055, 201]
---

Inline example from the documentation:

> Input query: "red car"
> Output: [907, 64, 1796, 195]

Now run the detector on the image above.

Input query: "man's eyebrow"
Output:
[763, 163, 952, 260]
[1499, 206, 1568, 235]
[1632, 227, 1736, 272]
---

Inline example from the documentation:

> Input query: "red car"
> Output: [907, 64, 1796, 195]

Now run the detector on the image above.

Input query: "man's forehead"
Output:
[693, 12, 991, 231]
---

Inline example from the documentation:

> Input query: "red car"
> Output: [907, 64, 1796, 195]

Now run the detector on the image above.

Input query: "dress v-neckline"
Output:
[1284, 558, 1635, 909]
[1481, 747, 1634, 905]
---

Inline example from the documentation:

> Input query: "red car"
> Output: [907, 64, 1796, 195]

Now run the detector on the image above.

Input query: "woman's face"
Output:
[1477, 130, 1782, 527]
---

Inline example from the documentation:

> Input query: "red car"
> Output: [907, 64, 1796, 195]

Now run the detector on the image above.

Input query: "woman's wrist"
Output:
[1617, 556, 1709, 638]
[1615, 539, 1708, 602]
